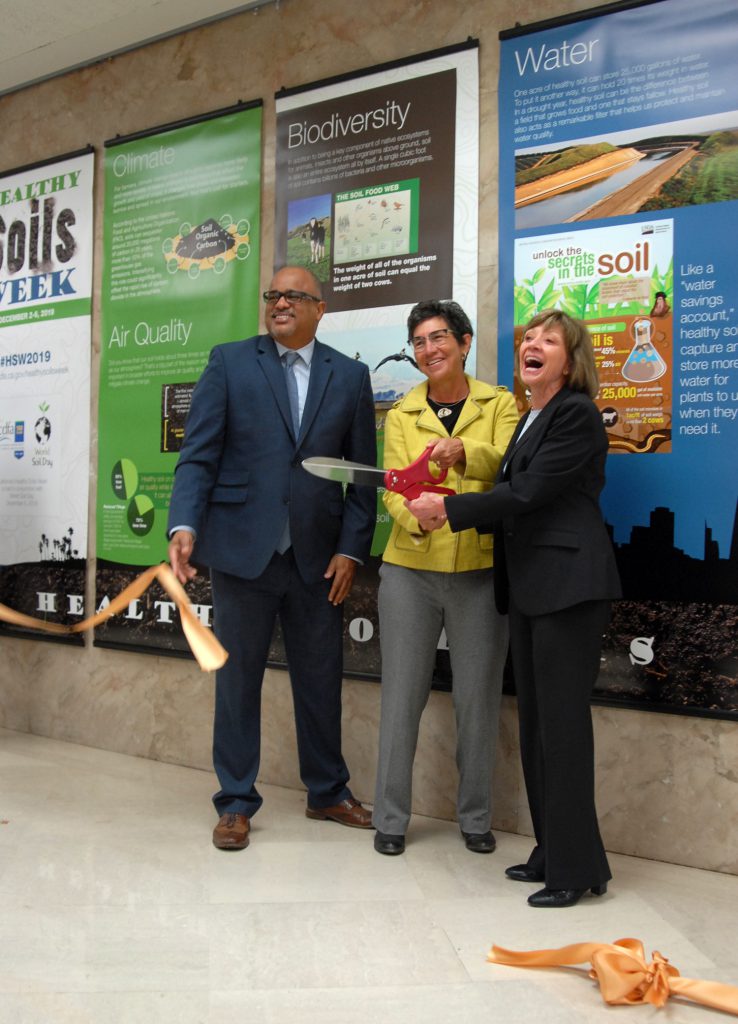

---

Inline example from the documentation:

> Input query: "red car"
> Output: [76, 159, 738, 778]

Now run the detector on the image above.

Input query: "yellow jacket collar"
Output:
[394, 375, 500, 412]
[394, 375, 502, 438]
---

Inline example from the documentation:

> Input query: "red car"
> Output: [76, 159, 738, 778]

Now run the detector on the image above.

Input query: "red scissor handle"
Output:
[384, 444, 456, 500]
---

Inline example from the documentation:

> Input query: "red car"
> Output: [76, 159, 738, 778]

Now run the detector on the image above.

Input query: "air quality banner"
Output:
[0, 149, 94, 643]
[499, 0, 737, 717]
[275, 43, 479, 680]
[95, 103, 262, 655]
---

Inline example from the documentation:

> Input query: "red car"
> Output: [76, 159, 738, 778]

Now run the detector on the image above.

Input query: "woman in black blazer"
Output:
[407, 310, 621, 908]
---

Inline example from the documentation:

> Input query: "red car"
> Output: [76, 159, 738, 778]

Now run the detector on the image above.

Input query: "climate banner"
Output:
[499, 0, 737, 717]
[0, 149, 94, 642]
[95, 103, 262, 655]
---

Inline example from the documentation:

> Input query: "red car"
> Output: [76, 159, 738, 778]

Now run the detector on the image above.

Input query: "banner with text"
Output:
[499, 0, 737, 717]
[95, 104, 262, 655]
[0, 150, 94, 643]
[275, 43, 479, 680]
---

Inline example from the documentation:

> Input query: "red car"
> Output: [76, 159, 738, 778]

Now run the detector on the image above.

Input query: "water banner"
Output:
[499, 0, 738, 717]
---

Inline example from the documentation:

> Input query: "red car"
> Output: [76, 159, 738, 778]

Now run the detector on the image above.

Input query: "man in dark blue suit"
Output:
[168, 266, 377, 849]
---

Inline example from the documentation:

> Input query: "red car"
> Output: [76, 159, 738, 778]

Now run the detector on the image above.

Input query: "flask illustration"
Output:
[622, 319, 667, 383]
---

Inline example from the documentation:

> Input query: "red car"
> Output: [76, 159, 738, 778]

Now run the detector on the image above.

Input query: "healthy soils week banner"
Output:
[95, 104, 262, 653]
[0, 150, 94, 642]
[499, 0, 738, 717]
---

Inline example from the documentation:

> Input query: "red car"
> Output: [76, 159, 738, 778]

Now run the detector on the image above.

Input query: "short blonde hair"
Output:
[518, 309, 599, 399]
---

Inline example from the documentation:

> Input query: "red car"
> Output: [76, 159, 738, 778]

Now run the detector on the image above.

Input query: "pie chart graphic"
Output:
[127, 494, 155, 535]
[112, 458, 139, 500]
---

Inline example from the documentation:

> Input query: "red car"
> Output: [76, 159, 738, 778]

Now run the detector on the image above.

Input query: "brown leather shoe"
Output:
[212, 812, 250, 850]
[305, 797, 373, 829]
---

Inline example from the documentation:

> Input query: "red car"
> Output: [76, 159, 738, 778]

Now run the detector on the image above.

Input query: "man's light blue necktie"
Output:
[282, 350, 301, 436]
[277, 350, 301, 553]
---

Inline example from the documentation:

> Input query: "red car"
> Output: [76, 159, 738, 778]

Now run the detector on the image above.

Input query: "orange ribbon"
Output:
[489, 938, 738, 1015]
[0, 563, 227, 672]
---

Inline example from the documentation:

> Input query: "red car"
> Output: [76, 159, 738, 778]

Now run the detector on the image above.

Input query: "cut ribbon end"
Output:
[488, 938, 738, 1016]
[0, 562, 228, 673]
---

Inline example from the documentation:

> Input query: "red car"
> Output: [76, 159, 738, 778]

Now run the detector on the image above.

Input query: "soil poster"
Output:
[0, 150, 94, 643]
[499, 0, 737, 717]
[274, 43, 480, 680]
[95, 104, 262, 656]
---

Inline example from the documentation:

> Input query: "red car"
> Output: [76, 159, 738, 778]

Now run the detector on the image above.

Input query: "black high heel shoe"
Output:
[527, 883, 608, 908]
[505, 863, 544, 883]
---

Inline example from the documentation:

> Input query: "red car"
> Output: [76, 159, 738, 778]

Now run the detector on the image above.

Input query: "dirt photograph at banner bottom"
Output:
[94, 561, 198, 653]
[0, 560, 86, 645]
[94, 559, 385, 676]
[596, 600, 737, 716]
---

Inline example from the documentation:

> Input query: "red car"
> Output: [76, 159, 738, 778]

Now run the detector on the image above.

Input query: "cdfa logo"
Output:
[14, 419, 25, 459]
[629, 636, 655, 666]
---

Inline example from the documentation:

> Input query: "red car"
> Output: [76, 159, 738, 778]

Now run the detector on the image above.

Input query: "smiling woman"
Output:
[518, 308, 600, 407]
[405, 309, 621, 907]
[372, 298, 520, 857]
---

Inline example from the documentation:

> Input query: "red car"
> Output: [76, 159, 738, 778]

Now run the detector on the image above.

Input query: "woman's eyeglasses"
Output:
[408, 328, 454, 352]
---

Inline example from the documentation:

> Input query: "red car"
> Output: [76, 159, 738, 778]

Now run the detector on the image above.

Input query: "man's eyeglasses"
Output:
[263, 289, 321, 305]
[408, 328, 454, 352]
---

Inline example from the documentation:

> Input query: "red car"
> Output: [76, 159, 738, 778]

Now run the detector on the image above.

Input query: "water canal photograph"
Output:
[514, 111, 738, 229]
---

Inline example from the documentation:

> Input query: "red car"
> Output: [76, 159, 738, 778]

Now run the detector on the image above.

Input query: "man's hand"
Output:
[324, 554, 357, 606]
[429, 436, 466, 471]
[168, 530, 198, 584]
[405, 492, 448, 532]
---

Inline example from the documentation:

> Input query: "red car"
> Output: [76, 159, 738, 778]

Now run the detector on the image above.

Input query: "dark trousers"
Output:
[509, 598, 612, 890]
[210, 551, 351, 817]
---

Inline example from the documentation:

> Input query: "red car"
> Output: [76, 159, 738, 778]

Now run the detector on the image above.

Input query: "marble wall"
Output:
[0, 0, 736, 874]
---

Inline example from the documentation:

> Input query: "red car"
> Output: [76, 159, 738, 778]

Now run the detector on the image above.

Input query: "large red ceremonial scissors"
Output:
[302, 443, 456, 499]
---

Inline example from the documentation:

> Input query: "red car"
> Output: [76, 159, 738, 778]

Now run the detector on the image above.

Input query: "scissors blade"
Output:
[301, 456, 386, 488]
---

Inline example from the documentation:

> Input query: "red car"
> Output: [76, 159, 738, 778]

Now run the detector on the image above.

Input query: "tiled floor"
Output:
[1, 726, 736, 1023]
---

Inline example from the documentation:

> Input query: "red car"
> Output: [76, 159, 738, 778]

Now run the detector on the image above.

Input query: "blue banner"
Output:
[498, 0, 737, 717]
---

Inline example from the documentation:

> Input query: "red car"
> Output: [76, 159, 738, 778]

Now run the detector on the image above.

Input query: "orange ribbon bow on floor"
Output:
[0, 563, 227, 672]
[488, 938, 738, 1015]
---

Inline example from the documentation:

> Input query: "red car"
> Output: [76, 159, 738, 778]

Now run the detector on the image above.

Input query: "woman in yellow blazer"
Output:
[373, 300, 519, 855]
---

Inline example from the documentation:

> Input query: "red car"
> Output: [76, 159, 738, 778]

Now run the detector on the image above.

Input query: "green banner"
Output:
[97, 105, 262, 572]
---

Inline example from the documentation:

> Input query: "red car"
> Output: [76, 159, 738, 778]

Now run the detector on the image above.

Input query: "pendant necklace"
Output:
[431, 394, 468, 419]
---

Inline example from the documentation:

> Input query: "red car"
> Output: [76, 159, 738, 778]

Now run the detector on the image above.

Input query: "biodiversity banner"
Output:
[274, 42, 480, 679]
[499, 0, 737, 717]
[0, 149, 94, 642]
[95, 103, 262, 654]
[275, 44, 478, 390]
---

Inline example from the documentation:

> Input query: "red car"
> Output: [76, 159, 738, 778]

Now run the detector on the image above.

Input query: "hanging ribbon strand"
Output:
[0, 564, 227, 673]
[488, 938, 738, 1016]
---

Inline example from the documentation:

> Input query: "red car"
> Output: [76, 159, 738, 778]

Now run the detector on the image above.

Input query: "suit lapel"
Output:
[508, 387, 569, 468]
[256, 335, 296, 440]
[299, 339, 332, 442]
